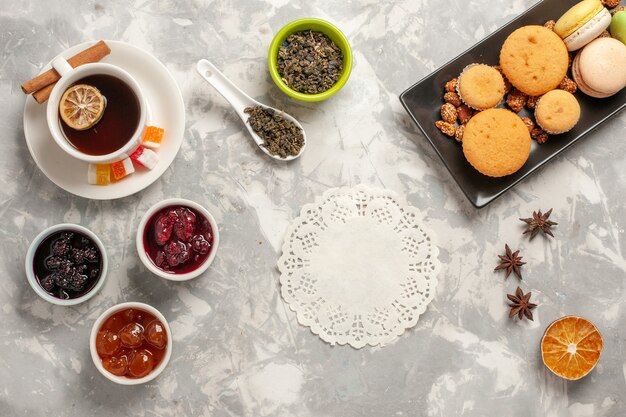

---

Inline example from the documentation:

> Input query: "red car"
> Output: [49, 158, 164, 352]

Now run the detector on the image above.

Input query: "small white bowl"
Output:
[90, 302, 172, 385]
[25, 223, 108, 306]
[136, 198, 219, 281]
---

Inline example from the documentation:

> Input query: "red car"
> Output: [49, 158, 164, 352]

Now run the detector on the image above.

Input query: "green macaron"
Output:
[610, 10, 626, 45]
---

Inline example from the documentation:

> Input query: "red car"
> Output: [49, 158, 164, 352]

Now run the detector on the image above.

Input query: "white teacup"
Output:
[46, 57, 148, 164]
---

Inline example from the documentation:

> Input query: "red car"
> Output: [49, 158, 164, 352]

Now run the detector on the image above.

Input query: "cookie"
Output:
[500, 26, 569, 96]
[456, 64, 506, 110]
[462, 108, 531, 177]
[535, 89, 581, 134]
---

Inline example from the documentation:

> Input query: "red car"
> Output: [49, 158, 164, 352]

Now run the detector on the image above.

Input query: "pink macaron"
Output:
[572, 37, 626, 98]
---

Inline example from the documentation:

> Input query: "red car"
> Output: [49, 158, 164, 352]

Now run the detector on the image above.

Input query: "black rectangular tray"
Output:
[399, 0, 626, 208]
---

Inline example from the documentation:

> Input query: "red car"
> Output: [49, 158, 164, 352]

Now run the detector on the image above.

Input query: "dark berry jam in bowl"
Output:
[136, 199, 219, 281]
[25, 224, 108, 306]
[90, 302, 172, 385]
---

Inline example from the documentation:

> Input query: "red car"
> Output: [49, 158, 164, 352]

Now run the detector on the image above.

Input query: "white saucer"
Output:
[23, 40, 185, 200]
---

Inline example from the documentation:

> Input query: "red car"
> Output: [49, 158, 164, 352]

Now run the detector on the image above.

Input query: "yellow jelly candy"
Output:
[88, 164, 111, 185]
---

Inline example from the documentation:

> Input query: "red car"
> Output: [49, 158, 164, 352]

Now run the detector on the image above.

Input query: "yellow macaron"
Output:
[554, 0, 612, 51]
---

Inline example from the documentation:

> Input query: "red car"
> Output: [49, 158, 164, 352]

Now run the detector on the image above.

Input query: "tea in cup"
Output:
[46, 57, 148, 164]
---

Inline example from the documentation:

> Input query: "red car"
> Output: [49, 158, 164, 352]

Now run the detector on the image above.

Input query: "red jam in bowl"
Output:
[96, 308, 168, 379]
[143, 205, 213, 274]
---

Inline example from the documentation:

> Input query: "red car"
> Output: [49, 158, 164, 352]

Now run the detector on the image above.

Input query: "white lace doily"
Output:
[277, 185, 440, 348]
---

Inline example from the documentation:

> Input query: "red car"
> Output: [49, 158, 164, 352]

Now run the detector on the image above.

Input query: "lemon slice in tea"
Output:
[59, 84, 106, 130]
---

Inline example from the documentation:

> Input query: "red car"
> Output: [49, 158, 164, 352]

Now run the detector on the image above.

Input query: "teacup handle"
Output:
[52, 57, 73, 77]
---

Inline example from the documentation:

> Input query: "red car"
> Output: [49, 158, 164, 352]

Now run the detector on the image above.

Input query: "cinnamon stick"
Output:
[32, 83, 55, 104]
[22, 40, 111, 103]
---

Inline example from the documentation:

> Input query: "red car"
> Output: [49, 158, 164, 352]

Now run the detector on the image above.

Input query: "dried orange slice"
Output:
[541, 316, 603, 380]
[59, 84, 105, 130]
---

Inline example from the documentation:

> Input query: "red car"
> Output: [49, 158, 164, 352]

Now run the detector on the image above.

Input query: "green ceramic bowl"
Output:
[268, 18, 353, 102]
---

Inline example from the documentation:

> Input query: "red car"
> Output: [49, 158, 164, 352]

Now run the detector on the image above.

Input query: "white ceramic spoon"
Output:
[196, 59, 306, 161]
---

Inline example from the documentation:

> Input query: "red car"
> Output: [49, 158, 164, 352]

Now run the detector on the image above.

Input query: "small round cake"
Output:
[535, 90, 581, 134]
[456, 64, 506, 110]
[462, 108, 531, 177]
[500, 25, 569, 96]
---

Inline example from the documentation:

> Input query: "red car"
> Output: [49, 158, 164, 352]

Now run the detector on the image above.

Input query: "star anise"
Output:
[520, 208, 558, 240]
[494, 244, 525, 279]
[507, 287, 537, 321]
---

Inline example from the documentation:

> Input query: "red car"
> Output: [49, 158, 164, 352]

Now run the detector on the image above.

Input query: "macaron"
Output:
[554, 0, 612, 51]
[571, 37, 626, 98]
[610, 10, 626, 45]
